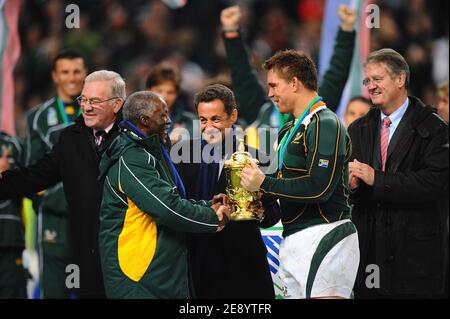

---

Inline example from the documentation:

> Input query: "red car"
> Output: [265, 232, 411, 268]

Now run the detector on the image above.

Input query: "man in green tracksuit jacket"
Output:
[0, 132, 27, 298]
[99, 91, 231, 299]
[240, 50, 359, 299]
[25, 50, 87, 298]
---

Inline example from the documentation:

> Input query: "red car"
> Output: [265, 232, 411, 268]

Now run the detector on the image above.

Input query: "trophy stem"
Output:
[230, 207, 257, 221]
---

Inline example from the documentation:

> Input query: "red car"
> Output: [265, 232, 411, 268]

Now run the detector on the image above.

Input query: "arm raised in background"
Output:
[221, 5, 357, 122]
[319, 5, 357, 110]
[221, 6, 274, 126]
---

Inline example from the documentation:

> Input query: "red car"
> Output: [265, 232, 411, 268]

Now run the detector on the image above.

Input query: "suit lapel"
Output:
[386, 102, 412, 159]
[386, 102, 418, 173]
[361, 109, 379, 165]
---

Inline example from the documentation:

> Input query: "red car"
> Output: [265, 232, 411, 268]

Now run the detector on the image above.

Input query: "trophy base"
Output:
[230, 210, 257, 221]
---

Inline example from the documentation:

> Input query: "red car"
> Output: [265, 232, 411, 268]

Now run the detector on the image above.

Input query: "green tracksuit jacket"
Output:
[260, 108, 352, 237]
[98, 130, 220, 299]
[0, 132, 24, 248]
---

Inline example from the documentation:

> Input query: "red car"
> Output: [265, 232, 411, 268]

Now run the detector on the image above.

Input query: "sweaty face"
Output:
[148, 81, 178, 111]
[344, 100, 371, 127]
[197, 99, 237, 144]
[266, 69, 294, 114]
[80, 80, 122, 130]
[52, 58, 87, 102]
[363, 62, 404, 112]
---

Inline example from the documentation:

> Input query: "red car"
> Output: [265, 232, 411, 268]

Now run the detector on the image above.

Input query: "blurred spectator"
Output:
[432, 34, 449, 85]
[436, 81, 449, 123]
[343, 96, 372, 128]
[0, 134, 27, 299]
[146, 62, 197, 143]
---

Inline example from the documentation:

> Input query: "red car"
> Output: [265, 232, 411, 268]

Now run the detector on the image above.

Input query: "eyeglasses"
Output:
[76, 96, 120, 106]
[362, 76, 384, 87]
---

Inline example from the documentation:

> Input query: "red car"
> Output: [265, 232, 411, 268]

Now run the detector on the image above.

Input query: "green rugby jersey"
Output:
[261, 108, 352, 237]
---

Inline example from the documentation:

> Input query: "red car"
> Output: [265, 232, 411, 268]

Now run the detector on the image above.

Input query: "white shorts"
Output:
[278, 219, 360, 299]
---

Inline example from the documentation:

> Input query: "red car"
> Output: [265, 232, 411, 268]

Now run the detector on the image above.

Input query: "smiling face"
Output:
[52, 58, 87, 102]
[266, 69, 295, 114]
[363, 62, 406, 114]
[80, 80, 122, 130]
[197, 98, 237, 144]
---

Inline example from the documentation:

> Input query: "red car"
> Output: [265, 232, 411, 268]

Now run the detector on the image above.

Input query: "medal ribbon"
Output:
[278, 96, 325, 171]
[56, 97, 81, 125]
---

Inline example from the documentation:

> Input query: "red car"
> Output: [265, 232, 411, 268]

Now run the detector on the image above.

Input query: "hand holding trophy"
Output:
[224, 139, 260, 221]
[248, 193, 265, 221]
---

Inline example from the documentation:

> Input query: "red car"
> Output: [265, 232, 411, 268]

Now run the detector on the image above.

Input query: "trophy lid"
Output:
[224, 139, 258, 168]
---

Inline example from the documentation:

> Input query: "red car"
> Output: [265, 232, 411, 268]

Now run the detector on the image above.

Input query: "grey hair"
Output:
[122, 91, 166, 125]
[84, 70, 126, 99]
[364, 48, 410, 88]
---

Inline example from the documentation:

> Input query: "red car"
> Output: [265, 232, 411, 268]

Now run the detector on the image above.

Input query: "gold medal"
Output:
[65, 105, 75, 115]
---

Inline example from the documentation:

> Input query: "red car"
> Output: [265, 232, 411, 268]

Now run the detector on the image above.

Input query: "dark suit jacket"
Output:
[175, 138, 280, 299]
[348, 96, 449, 297]
[0, 114, 122, 298]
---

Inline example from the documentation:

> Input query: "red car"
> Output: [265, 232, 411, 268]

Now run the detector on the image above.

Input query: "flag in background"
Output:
[319, 0, 371, 121]
[0, 0, 20, 136]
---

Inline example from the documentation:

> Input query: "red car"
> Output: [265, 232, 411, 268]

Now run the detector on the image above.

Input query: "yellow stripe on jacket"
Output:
[118, 198, 157, 282]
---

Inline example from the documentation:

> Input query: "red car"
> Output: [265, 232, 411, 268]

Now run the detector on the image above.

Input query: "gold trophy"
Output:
[224, 139, 259, 221]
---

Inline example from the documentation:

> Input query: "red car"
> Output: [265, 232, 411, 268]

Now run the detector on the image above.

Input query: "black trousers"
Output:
[0, 248, 27, 299]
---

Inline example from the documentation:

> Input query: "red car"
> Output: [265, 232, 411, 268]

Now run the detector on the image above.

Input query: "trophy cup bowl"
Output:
[224, 140, 259, 221]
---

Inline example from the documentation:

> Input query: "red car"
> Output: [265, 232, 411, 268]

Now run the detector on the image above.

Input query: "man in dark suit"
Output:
[174, 84, 279, 299]
[348, 48, 449, 298]
[0, 70, 125, 298]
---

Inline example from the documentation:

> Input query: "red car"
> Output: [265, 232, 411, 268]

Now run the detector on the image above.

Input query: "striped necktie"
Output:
[95, 130, 106, 149]
[380, 117, 391, 171]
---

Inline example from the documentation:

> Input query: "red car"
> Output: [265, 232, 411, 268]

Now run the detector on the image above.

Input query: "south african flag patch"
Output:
[318, 159, 329, 168]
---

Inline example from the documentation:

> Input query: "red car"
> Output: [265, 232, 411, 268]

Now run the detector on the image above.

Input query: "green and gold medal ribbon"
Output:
[278, 96, 325, 171]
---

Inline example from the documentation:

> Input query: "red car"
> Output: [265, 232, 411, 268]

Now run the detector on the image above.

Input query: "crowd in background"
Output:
[14, 0, 449, 136]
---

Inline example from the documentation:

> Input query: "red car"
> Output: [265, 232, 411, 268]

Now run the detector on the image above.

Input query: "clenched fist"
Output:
[220, 5, 242, 31]
[338, 4, 356, 32]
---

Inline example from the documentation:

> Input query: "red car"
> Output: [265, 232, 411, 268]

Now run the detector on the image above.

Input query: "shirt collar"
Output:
[94, 122, 114, 136]
[381, 97, 409, 123]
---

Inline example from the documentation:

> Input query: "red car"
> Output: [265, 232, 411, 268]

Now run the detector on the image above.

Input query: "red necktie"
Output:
[380, 117, 391, 171]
